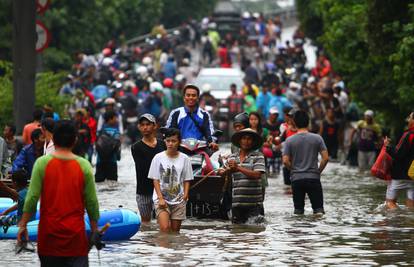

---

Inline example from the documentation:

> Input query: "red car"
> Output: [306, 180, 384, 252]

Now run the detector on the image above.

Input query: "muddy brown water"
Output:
[1, 147, 414, 266]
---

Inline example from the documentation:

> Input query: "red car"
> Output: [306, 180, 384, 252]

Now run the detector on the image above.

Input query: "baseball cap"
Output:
[139, 113, 156, 124]
[364, 110, 374, 117]
[269, 107, 279, 115]
[104, 98, 116, 105]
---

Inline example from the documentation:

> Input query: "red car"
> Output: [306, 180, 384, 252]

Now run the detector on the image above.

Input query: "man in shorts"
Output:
[131, 114, 165, 223]
[384, 111, 414, 209]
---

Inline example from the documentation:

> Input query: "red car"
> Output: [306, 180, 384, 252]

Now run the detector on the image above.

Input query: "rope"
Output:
[190, 170, 218, 190]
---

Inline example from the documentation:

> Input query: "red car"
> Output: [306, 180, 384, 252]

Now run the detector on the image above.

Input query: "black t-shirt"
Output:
[131, 139, 166, 195]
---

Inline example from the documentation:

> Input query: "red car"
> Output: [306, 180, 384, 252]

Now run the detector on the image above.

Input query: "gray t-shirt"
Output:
[283, 132, 327, 181]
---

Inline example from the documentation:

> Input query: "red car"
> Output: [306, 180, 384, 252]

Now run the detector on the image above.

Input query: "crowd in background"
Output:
[0, 12, 385, 182]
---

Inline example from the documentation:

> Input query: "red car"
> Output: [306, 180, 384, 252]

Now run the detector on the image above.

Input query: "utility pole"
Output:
[12, 0, 36, 133]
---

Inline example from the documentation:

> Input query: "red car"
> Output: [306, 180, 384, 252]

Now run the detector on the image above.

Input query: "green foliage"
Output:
[296, 0, 324, 42]
[0, 0, 12, 61]
[296, 0, 414, 135]
[159, 0, 217, 27]
[0, 61, 13, 126]
[35, 72, 71, 118]
[0, 0, 214, 70]
[0, 60, 70, 127]
[390, 4, 414, 115]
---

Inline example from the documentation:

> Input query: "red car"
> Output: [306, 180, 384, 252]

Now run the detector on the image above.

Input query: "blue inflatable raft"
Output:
[0, 198, 140, 241]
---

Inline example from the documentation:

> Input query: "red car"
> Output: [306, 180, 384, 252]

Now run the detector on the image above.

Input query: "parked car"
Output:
[194, 68, 244, 113]
[194, 68, 244, 141]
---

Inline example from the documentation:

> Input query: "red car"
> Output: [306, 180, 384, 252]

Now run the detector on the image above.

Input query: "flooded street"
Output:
[2, 21, 413, 266]
[2, 147, 414, 266]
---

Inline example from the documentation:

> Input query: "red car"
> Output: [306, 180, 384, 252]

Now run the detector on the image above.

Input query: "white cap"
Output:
[307, 76, 316, 84]
[364, 110, 374, 117]
[289, 81, 301, 90]
[142, 56, 152, 66]
[202, 83, 212, 93]
[242, 11, 250, 19]
[269, 107, 279, 114]
[175, 74, 185, 82]
[150, 82, 163, 92]
[104, 98, 116, 105]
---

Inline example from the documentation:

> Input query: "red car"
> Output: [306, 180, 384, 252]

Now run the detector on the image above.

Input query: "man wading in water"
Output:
[131, 114, 166, 223]
[17, 120, 100, 266]
[219, 128, 266, 223]
[283, 110, 329, 215]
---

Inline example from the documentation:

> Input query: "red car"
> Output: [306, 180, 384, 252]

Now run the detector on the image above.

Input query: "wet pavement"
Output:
[1, 146, 414, 266]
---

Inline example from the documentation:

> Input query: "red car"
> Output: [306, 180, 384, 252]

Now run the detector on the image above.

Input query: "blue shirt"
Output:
[268, 95, 292, 122]
[12, 144, 37, 175]
[163, 61, 177, 79]
[256, 92, 272, 119]
[179, 108, 205, 140]
[166, 106, 215, 142]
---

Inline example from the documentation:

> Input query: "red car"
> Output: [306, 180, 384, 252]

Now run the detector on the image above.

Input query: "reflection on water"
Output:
[1, 150, 414, 266]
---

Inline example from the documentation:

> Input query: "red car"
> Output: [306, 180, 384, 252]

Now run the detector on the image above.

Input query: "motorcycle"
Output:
[178, 131, 231, 219]
[180, 138, 217, 176]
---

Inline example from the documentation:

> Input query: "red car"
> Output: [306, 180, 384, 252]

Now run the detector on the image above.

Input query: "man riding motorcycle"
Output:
[165, 84, 219, 151]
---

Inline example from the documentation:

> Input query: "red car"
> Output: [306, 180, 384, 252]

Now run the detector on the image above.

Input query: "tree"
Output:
[0, 0, 216, 70]
[296, 0, 414, 135]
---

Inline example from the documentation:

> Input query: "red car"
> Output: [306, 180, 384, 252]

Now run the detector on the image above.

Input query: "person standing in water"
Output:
[17, 120, 100, 266]
[220, 128, 266, 223]
[383, 111, 414, 210]
[131, 114, 166, 223]
[148, 128, 193, 233]
[283, 110, 329, 215]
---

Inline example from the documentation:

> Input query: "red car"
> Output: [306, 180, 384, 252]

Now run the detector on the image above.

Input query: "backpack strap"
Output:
[170, 110, 180, 129]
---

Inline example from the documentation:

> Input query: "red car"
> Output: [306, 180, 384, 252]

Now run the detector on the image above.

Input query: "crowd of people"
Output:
[0, 12, 413, 266]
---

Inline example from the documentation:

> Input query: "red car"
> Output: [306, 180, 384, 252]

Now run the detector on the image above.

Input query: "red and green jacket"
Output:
[23, 154, 99, 257]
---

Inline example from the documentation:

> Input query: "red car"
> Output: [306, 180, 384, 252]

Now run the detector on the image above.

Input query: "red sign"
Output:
[36, 20, 51, 53]
[36, 0, 50, 14]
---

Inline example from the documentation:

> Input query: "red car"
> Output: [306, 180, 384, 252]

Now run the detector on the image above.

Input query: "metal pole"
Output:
[12, 0, 36, 134]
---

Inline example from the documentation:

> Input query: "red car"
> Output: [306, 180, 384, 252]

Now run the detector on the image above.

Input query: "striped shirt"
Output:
[228, 151, 266, 207]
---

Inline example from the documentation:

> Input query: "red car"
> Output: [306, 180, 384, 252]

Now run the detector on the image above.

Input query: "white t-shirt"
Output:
[148, 151, 194, 205]
[44, 140, 55, 155]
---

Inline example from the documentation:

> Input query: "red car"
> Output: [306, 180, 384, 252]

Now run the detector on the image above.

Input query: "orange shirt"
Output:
[22, 122, 40, 145]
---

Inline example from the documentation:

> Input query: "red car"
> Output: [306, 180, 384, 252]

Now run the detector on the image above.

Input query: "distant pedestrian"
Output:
[41, 118, 55, 155]
[95, 111, 121, 183]
[3, 123, 23, 163]
[283, 110, 329, 215]
[350, 110, 381, 172]
[12, 129, 44, 175]
[228, 84, 244, 119]
[22, 109, 42, 145]
[319, 108, 340, 159]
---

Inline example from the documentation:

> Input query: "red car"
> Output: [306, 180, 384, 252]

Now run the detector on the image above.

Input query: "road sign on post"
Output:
[36, 20, 51, 53]
[13, 0, 36, 134]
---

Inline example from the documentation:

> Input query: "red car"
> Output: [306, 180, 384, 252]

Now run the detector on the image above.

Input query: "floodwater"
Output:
[1, 146, 414, 266]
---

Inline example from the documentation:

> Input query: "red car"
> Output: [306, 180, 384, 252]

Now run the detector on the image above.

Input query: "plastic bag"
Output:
[262, 146, 274, 158]
[370, 145, 392, 180]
